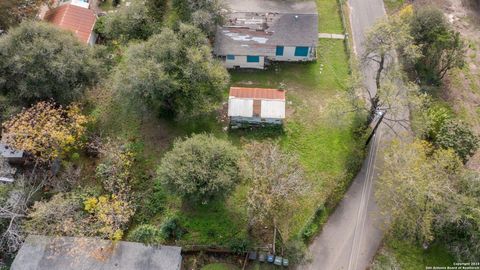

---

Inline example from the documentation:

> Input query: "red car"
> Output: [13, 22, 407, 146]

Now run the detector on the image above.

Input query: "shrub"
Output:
[160, 216, 185, 240]
[435, 120, 479, 162]
[157, 134, 241, 203]
[127, 224, 163, 244]
[228, 238, 251, 255]
[98, 2, 157, 43]
[1, 101, 88, 162]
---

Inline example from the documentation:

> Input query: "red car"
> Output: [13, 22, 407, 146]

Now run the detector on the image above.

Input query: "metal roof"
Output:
[11, 235, 182, 270]
[230, 87, 286, 100]
[45, 4, 96, 44]
[228, 87, 286, 119]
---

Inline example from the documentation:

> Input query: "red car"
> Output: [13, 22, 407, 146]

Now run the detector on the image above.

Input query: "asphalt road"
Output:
[296, 0, 388, 269]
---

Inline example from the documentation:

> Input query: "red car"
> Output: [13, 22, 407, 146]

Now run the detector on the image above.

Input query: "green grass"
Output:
[317, 0, 344, 33]
[176, 185, 249, 245]
[202, 263, 240, 270]
[230, 39, 363, 238]
[388, 239, 454, 269]
[383, 0, 405, 14]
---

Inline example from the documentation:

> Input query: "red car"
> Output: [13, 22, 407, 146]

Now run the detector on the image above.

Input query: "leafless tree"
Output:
[0, 169, 48, 254]
[244, 141, 308, 244]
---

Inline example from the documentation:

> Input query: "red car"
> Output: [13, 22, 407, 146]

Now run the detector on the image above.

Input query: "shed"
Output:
[11, 235, 182, 270]
[228, 87, 286, 126]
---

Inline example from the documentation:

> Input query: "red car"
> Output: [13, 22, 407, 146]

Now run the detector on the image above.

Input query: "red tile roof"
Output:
[45, 4, 96, 44]
[229, 87, 286, 100]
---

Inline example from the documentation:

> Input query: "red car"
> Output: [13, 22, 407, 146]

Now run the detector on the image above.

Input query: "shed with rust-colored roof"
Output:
[45, 3, 97, 45]
[228, 87, 286, 127]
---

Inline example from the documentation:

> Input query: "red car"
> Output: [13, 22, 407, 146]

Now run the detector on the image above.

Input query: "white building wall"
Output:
[224, 55, 265, 69]
[68, 0, 90, 8]
[88, 32, 97, 46]
[271, 46, 316, 62]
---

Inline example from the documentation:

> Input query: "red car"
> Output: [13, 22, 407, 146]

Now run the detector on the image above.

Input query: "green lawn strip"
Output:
[202, 263, 241, 270]
[317, 0, 344, 33]
[383, 0, 405, 14]
[386, 239, 454, 269]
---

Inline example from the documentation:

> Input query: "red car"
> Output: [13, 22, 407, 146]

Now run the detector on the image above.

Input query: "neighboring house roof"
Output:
[214, 10, 318, 56]
[44, 4, 96, 44]
[11, 235, 182, 270]
[228, 87, 286, 119]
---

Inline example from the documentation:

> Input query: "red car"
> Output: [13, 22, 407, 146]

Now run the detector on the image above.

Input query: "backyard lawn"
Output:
[96, 0, 363, 247]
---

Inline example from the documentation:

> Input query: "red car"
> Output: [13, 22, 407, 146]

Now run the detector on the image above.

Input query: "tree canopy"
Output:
[1, 101, 88, 162]
[0, 0, 45, 30]
[157, 134, 241, 204]
[376, 139, 463, 244]
[0, 21, 100, 105]
[410, 6, 465, 83]
[113, 23, 229, 117]
[244, 141, 308, 238]
[173, 0, 227, 37]
[95, 2, 158, 43]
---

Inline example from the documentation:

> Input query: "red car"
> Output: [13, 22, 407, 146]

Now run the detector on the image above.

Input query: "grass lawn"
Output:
[383, 0, 405, 14]
[317, 0, 344, 33]
[372, 238, 455, 269]
[202, 263, 240, 270]
[94, 0, 363, 246]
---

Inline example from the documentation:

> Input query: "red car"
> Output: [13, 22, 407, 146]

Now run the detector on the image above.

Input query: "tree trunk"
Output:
[375, 54, 385, 91]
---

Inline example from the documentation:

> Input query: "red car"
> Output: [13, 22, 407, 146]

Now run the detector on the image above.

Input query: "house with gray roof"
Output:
[214, 0, 318, 69]
[11, 235, 182, 270]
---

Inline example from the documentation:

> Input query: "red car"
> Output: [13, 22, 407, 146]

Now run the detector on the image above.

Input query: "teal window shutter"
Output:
[227, 55, 235, 60]
[247, 56, 260, 63]
[294, 47, 309, 57]
[276, 46, 284, 56]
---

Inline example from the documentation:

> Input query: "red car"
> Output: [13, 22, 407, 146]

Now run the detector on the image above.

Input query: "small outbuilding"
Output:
[11, 235, 182, 270]
[228, 87, 286, 127]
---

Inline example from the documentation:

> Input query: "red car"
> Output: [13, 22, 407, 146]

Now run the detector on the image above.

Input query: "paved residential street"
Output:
[297, 0, 388, 269]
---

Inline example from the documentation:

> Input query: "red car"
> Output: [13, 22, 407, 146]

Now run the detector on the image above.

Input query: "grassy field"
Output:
[372, 239, 454, 269]
[94, 0, 363, 246]
[317, 0, 344, 33]
[383, 0, 405, 14]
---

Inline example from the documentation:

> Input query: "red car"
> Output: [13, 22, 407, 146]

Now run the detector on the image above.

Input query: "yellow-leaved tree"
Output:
[1, 101, 88, 162]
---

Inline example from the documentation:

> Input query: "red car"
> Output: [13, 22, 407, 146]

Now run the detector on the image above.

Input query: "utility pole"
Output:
[365, 110, 386, 146]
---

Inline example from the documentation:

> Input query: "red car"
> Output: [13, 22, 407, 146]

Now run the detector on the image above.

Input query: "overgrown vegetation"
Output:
[372, 4, 480, 265]
[0, 0, 366, 267]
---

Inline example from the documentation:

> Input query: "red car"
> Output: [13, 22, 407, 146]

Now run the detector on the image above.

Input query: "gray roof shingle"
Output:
[214, 12, 318, 56]
[214, 0, 318, 57]
[11, 235, 182, 270]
